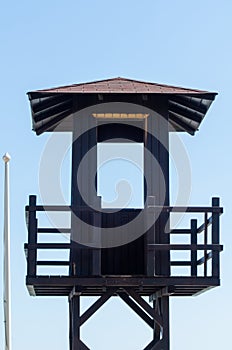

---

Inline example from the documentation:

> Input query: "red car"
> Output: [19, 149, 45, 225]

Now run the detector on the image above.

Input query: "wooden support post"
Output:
[143, 296, 169, 350]
[69, 297, 73, 350]
[153, 299, 161, 344]
[191, 219, 197, 276]
[27, 195, 37, 277]
[212, 197, 220, 278]
[161, 296, 169, 350]
[69, 293, 90, 350]
[92, 211, 101, 275]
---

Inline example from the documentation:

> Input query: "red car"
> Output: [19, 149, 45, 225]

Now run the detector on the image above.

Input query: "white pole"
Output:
[3, 153, 11, 350]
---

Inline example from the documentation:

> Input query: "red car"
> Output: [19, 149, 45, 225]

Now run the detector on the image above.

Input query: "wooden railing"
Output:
[25, 196, 223, 279]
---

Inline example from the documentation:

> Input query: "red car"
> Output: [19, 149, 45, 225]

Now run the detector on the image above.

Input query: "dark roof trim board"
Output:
[27, 77, 217, 135]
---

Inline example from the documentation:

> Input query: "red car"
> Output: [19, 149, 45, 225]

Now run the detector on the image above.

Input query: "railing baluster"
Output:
[191, 219, 197, 276]
[212, 197, 220, 278]
[204, 212, 208, 277]
[27, 195, 37, 277]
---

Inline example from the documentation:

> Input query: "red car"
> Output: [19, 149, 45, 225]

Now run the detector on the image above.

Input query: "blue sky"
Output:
[0, 1, 232, 349]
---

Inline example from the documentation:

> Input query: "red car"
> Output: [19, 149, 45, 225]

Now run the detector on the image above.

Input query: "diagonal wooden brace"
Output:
[125, 288, 163, 328]
[80, 288, 118, 326]
[118, 291, 154, 328]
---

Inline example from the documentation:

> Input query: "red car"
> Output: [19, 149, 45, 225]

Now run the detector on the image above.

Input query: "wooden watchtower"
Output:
[25, 77, 223, 349]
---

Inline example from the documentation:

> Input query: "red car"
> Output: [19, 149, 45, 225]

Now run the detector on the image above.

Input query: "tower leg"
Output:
[161, 296, 169, 350]
[69, 294, 81, 350]
[151, 296, 169, 350]
[69, 293, 90, 350]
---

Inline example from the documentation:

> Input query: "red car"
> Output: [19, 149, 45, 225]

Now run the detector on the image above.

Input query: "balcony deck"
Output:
[26, 275, 221, 297]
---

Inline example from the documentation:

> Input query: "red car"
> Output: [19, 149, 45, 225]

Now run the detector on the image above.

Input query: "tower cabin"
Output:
[25, 78, 223, 350]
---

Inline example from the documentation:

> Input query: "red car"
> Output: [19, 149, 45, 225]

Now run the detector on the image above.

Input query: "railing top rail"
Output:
[25, 242, 223, 251]
[25, 205, 223, 214]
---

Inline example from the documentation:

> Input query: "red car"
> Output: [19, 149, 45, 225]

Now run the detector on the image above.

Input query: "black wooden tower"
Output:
[25, 77, 223, 349]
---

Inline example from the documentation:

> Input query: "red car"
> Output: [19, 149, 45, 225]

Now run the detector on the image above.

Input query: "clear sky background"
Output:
[0, 1, 231, 349]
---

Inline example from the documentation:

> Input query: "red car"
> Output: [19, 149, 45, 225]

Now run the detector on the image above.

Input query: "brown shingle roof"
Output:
[33, 77, 212, 94]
